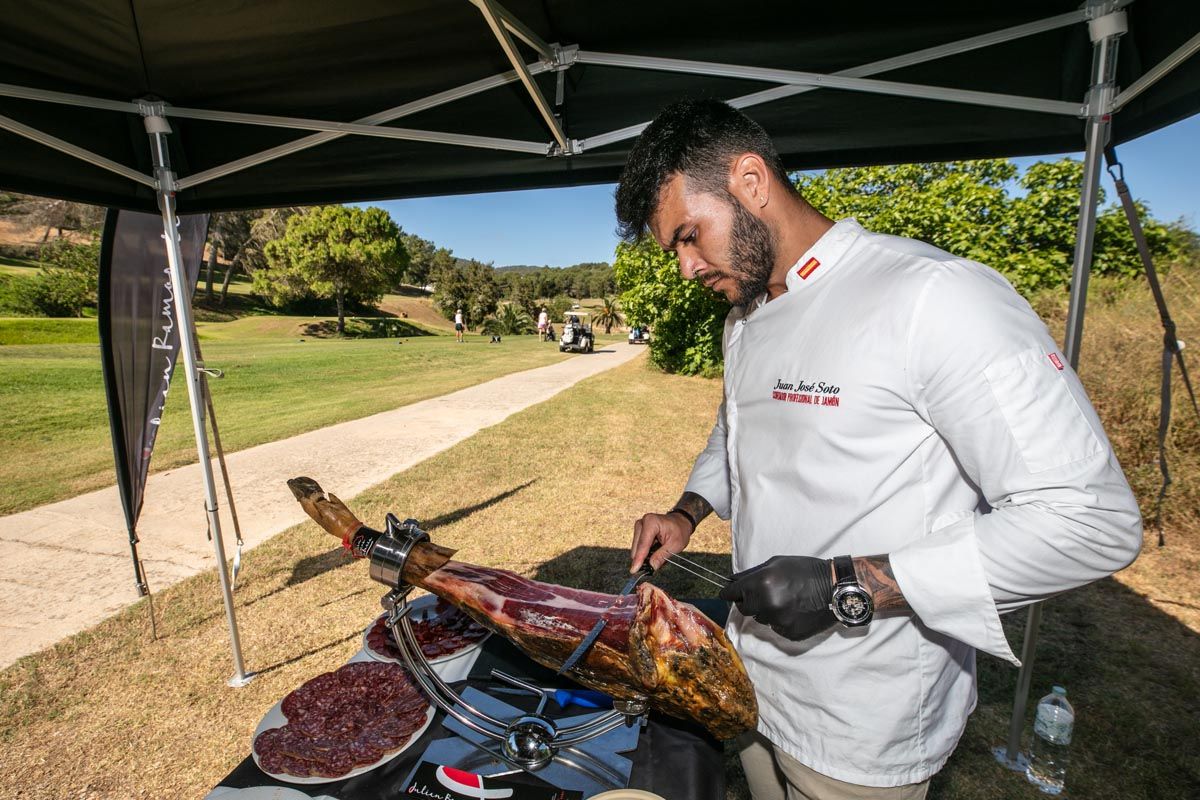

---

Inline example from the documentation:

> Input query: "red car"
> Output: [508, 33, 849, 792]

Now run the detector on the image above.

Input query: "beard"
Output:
[722, 193, 777, 306]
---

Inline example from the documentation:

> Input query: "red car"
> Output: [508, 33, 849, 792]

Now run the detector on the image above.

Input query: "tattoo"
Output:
[671, 491, 713, 530]
[853, 555, 910, 612]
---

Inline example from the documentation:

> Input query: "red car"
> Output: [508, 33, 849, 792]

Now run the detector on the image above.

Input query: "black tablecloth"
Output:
[214, 600, 731, 800]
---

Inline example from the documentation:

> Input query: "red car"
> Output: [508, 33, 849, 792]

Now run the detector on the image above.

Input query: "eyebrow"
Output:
[665, 223, 687, 251]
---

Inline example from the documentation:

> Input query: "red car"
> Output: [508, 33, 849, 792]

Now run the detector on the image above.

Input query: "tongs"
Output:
[557, 544, 731, 675]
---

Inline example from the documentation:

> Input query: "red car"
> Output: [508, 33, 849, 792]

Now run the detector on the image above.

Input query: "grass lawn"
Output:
[0, 325, 577, 514]
[0, 316, 98, 345]
[0, 258, 41, 276]
[0, 351, 1196, 799]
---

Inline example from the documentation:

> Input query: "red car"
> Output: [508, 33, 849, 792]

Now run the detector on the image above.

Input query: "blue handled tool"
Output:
[492, 686, 614, 709]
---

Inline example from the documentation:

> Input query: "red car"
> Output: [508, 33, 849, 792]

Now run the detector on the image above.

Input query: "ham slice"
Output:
[288, 477, 758, 740]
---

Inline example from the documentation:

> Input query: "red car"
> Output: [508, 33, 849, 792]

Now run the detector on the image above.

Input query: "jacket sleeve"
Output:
[683, 313, 736, 520]
[684, 395, 732, 520]
[888, 263, 1142, 665]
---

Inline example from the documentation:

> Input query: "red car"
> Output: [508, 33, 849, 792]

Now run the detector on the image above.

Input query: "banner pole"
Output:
[144, 110, 252, 687]
[194, 334, 246, 585]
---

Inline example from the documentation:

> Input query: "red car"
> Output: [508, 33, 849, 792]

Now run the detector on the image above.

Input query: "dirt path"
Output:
[0, 343, 647, 668]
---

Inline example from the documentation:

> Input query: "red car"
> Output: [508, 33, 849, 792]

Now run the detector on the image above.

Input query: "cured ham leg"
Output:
[287, 477, 758, 740]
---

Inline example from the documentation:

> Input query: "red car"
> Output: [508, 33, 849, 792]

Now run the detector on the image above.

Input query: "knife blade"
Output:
[557, 544, 659, 675]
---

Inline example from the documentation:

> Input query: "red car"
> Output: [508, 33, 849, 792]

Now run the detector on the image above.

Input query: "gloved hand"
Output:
[719, 556, 835, 641]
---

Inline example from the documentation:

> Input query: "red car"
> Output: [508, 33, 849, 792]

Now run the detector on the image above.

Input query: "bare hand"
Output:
[630, 511, 694, 574]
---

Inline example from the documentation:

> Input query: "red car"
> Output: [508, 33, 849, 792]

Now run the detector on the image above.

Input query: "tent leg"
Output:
[144, 112, 253, 688]
[995, 3, 1124, 770]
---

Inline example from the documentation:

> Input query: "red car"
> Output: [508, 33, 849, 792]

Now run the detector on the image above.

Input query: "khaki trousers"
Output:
[736, 731, 930, 800]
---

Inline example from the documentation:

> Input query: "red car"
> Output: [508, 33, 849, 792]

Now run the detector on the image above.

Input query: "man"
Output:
[538, 307, 549, 341]
[454, 307, 465, 343]
[619, 99, 1141, 799]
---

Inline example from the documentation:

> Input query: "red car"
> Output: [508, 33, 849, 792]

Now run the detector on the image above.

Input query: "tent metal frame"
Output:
[145, 110, 251, 686]
[0, 0, 1193, 764]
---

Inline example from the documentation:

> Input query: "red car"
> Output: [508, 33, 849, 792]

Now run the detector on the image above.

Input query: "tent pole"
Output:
[996, 3, 1126, 771]
[143, 109, 253, 688]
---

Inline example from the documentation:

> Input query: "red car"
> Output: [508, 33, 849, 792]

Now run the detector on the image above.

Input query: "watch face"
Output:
[833, 587, 874, 626]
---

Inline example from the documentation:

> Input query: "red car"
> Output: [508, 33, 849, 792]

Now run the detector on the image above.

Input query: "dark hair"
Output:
[614, 98, 794, 241]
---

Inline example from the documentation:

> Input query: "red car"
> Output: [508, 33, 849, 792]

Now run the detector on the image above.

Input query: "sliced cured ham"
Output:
[288, 477, 758, 740]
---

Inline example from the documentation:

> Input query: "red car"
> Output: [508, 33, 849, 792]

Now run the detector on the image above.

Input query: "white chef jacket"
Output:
[684, 218, 1141, 786]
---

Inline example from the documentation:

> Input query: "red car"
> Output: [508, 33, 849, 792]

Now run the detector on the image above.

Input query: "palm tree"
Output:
[592, 296, 624, 334]
[481, 303, 536, 336]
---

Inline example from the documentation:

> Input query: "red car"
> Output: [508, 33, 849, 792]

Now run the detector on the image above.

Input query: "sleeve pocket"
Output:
[983, 347, 1103, 474]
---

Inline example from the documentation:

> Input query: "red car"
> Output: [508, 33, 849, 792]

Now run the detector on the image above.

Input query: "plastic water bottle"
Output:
[1026, 686, 1074, 795]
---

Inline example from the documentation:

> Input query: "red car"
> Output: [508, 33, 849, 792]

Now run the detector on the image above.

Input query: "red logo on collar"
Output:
[1048, 353, 1064, 370]
[796, 257, 820, 280]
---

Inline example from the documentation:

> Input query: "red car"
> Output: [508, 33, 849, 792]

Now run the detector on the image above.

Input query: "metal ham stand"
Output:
[363, 513, 648, 787]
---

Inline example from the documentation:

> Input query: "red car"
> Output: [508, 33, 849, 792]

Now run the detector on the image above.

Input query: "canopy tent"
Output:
[2, 0, 1198, 770]
[2, 1, 1199, 211]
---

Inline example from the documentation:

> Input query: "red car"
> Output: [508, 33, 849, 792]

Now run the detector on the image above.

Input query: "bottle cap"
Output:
[1052, 685, 1066, 695]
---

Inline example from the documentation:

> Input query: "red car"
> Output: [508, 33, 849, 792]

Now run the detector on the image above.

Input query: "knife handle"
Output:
[553, 689, 613, 709]
[639, 542, 661, 577]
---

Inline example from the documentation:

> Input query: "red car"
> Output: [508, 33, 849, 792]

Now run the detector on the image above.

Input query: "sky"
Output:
[368, 112, 1200, 268]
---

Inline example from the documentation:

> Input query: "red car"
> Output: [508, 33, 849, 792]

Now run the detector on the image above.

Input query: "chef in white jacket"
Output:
[619, 99, 1142, 800]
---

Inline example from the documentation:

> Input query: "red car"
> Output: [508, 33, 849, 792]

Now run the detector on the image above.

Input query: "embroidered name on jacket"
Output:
[771, 377, 841, 407]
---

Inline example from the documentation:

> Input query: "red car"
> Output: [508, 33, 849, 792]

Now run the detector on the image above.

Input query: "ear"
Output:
[729, 153, 771, 212]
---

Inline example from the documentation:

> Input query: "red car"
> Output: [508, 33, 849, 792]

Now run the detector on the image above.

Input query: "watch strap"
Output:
[832, 554, 857, 587]
[669, 506, 698, 531]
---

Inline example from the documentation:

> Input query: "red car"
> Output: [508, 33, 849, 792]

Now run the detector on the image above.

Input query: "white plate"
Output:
[251, 673, 435, 785]
[361, 600, 490, 681]
[205, 787, 338, 799]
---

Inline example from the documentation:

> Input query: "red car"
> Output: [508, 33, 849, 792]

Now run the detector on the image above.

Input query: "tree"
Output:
[204, 210, 258, 303]
[481, 303, 535, 336]
[543, 294, 574, 322]
[255, 205, 408, 333]
[16, 197, 105, 243]
[430, 258, 500, 329]
[592, 296, 625, 334]
[614, 236, 727, 376]
[400, 233, 438, 287]
[798, 158, 1187, 297]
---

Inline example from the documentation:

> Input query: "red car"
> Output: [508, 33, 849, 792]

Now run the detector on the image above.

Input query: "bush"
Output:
[19, 240, 100, 317]
[481, 304, 535, 336]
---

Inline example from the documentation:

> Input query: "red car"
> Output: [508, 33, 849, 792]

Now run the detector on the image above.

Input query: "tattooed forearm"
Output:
[852, 555, 910, 612]
[669, 491, 714, 531]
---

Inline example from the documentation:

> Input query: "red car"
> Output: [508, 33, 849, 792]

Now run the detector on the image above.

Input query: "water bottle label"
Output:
[1034, 705, 1074, 745]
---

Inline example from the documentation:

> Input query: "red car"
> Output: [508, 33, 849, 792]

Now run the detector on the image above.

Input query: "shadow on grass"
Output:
[421, 479, 537, 531]
[253, 629, 363, 678]
[935, 576, 1200, 800]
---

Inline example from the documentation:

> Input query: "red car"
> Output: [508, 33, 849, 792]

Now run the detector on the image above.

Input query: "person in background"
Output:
[620, 98, 1141, 800]
[538, 307, 549, 341]
[454, 308, 465, 343]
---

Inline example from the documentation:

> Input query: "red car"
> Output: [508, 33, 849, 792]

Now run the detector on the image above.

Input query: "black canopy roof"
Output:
[1, 0, 1197, 213]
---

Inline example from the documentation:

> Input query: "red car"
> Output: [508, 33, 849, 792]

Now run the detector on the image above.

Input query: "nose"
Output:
[678, 251, 704, 281]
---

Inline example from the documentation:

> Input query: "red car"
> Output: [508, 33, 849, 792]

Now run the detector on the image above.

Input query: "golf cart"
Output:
[559, 310, 594, 353]
[628, 324, 651, 345]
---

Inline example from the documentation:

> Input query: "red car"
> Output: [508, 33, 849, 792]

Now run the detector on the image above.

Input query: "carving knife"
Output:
[557, 544, 658, 675]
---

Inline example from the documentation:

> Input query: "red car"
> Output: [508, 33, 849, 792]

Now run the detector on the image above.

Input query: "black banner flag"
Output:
[98, 209, 210, 595]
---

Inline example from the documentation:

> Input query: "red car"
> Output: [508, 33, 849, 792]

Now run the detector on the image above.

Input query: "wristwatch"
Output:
[830, 555, 874, 627]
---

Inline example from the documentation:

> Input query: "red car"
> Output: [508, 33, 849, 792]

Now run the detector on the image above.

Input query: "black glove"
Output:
[719, 555, 835, 641]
